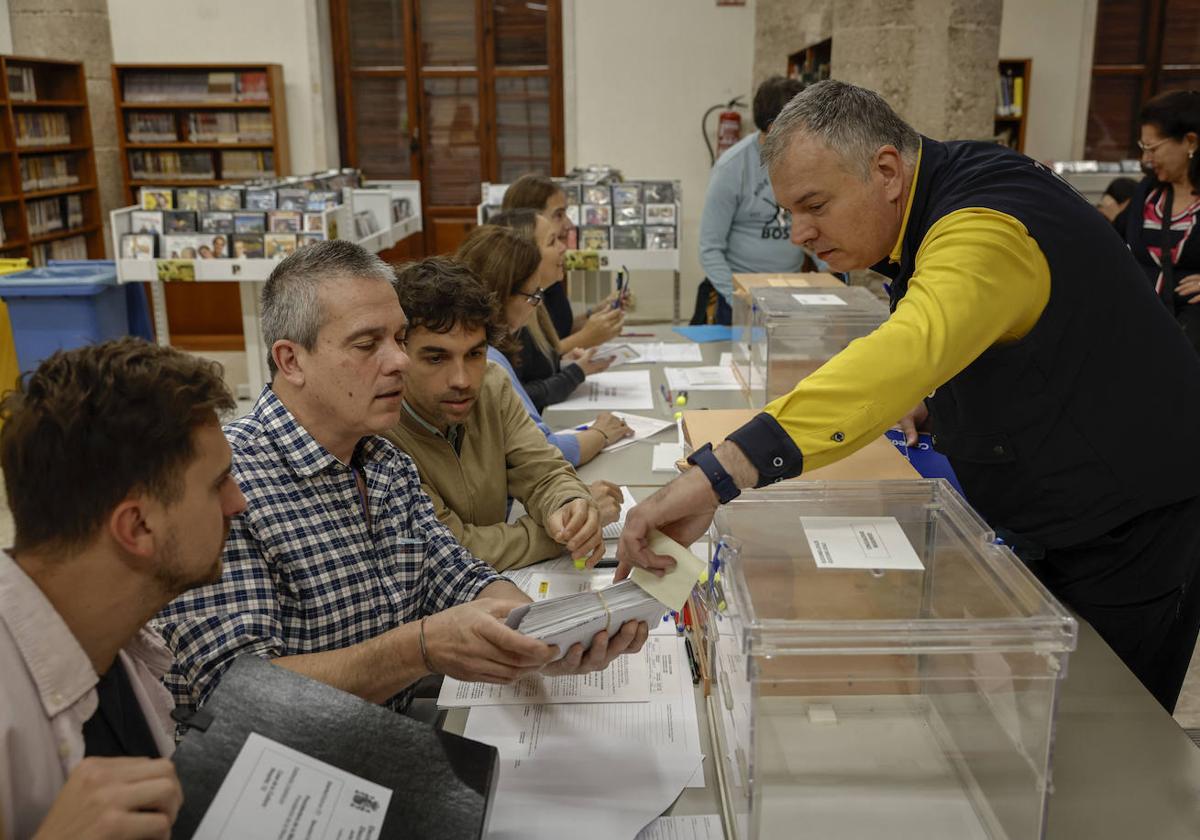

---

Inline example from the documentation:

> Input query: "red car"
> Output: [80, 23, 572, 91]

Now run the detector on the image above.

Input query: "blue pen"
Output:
[574, 424, 590, 431]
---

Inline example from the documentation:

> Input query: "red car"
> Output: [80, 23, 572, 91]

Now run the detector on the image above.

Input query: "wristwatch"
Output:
[686, 443, 741, 505]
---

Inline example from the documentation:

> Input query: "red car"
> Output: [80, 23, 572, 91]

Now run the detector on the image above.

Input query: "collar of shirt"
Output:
[0, 551, 97, 719]
[889, 139, 925, 264]
[256, 386, 390, 476]
[400, 399, 465, 453]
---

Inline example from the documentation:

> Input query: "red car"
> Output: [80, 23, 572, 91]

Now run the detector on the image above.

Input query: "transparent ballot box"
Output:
[732, 285, 887, 405]
[702, 480, 1077, 840]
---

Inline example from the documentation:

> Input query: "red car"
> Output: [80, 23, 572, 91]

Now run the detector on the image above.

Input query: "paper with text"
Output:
[437, 647, 650, 707]
[791, 293, 847, 305]
[554, 370, 654, 410]
[191, 732, 392, 840]
[800, 516, 924, 571]
[665, 366, 741, 391]
[602, 485, 638, 538]
[636, 815, 725, 840]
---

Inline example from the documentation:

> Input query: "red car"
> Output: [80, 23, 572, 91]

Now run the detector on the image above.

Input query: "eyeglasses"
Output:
[516, 286, 545, 306]
[1138, 137, 1172, 153]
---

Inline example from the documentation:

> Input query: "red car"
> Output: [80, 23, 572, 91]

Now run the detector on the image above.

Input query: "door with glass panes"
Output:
[332, 0, 564, 256]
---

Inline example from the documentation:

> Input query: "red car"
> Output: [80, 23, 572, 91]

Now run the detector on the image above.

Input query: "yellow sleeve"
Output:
[764, 207, 1050, 472]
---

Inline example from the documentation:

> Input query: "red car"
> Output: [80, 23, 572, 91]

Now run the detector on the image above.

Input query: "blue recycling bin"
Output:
[0, 261, 134, 373]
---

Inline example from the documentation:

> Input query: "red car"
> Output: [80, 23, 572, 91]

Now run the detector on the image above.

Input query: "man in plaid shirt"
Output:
[157, 241, 648, 715]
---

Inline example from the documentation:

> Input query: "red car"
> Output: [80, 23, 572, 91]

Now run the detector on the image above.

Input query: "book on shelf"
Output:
[15, 112, 71, 147]
[26, 194, 83, 236]
[186, 110, 273, 143]
[122, 69, 271, 104]
[20, 155, 80, 192]
[128, 150, 215, 180]
[220, 149, 274, 179]
[995, 68, 1023, 119]
[7, 65, 36, 102]
[31, 235, 87, 267]
[126, 111, 177, 142]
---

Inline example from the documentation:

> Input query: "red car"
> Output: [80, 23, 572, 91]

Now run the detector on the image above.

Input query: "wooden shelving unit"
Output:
[0, 56, 104, 263]
[995, 58, 1031, 153]
[111, 63, 291, 205]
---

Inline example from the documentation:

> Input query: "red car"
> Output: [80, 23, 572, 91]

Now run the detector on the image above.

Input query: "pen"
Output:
[659, 383, 672, 405]
[684, 637, 701, 685]
[622, 331, 654, 337]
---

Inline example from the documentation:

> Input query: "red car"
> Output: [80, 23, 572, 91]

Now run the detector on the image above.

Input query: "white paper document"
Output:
[595, 341, 704, 366]
[652, 443, 685, 473]
[636, 815, 725, 840]
[438, 647, 650, 706]
[719, 351, 733, 368]
[665, 366, 741, 391]
[191, 732, 392, 840]
[592, 342, 643, 366]
[791, 293, 848, 305]
[605, 412, 676, 451]
[555, 370, 655, 410]
[799, 515, 924, 571]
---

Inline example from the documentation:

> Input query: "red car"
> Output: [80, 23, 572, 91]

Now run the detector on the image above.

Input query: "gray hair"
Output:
[761, 79, 921, 179]
[260, 239, 394, 377]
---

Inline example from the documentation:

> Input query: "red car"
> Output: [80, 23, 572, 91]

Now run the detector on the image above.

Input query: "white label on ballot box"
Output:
[791, 293, 848, 305]
[799, 516, 924, 571]
[191, 732, 392, 839]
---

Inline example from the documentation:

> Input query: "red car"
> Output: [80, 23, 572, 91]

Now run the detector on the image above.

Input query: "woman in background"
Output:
[1124, 90, 1200, 354]
[455, 223, 630, 467]
[489, 209, 614, 411]
[501, 173, 626, 351]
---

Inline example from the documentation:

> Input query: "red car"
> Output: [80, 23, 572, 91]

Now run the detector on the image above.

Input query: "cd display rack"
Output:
[0, 55, 104, 263]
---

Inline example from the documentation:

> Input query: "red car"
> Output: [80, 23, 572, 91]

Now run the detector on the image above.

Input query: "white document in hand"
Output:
[504, 580, 667, 661]
[652, 442, 684, 473]
[637, 815, 725, 840]
[554, 370, 655, 410]
[631, 530, 707, 611]
[437, 646, 650, 707]
[191, 732, 391, 840]
[602, 485, 638, 538]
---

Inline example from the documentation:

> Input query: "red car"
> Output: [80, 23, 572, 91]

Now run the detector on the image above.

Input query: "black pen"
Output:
[684, 637, 700, 685]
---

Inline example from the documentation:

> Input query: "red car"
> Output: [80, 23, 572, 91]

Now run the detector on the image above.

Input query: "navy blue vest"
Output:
[873, 138, 1200, 548]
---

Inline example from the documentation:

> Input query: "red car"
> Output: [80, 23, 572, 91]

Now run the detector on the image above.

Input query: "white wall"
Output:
[107, 0, 339, 174]
[999, 0, 1097, 162]
[565, 0, 757, 314]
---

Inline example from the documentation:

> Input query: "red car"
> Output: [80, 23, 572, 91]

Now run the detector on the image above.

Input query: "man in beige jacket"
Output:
[387, 259, 621, 571]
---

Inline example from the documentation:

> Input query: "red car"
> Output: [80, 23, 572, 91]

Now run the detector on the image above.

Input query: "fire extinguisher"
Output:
[703, 96, 746, 165]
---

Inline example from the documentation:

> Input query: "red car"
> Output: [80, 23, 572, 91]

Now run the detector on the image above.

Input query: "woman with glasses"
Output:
[455, 224, 630, 467]
[501, 173, 627, 352]
[489, 209, 615, 411]
[1124, 90, 1200, 353]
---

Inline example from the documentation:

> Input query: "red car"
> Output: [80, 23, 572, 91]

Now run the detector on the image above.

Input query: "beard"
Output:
[153, 519, 230, 595]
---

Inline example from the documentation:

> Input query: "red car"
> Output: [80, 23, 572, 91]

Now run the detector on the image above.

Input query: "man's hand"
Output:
[34, 757, 182, 840]
[896, 401, 931, 446]
[423, 600, 556, 683]
[542, 619, 650, 676]
[1178, 273, 1200, 304]
[547, 497, 603, 564]
[589, 480, 623, 525]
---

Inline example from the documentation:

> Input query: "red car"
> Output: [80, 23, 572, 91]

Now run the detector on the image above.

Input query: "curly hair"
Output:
[0, 338, 235, 553]
[392, 257, 509, 350]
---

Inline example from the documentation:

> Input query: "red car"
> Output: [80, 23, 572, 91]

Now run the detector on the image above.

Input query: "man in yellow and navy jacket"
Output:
[618, 79, 1200, 714]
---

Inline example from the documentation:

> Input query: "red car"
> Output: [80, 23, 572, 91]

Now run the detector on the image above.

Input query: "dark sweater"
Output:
[512, 328, 584, 412]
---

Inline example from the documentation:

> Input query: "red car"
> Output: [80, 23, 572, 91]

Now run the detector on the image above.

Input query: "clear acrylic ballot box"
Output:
[701, 480, 1077, 840]
[732, 285, 887, 406]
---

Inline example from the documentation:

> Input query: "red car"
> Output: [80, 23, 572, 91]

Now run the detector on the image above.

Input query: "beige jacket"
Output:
[384, 362, 592, 571]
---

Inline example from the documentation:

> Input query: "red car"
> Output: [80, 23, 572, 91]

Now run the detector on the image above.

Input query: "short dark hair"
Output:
[393, 257, 508, 349]
[1103, 176, 1138, 204]
[1140, 89, 1200, 191]
[753, 75, 807, 133]
[0, 339, 235, 553]
[261, 239, 394, 378]
[501, 173, 562, 212]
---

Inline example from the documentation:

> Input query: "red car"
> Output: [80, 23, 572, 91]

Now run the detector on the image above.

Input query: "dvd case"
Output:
[579, 226, 610, 250]
[611, 183, 641, 207]
[641, 181, 676, 204]
[583, 205, 612, 226]
[611, 225, 644, 249]
[583, 184, 611, 205]
[120, 233, 155, 260]
[232, 233, 264, 258]
[163, 211, 197, 233]
[265, 232, 298, 260]
[200, 211, 234, 233]
[130, 210, 164, 235]
[645, 225, 676, 250]
[645, 203, 677, 225]
[234, 211, 266, 233]
[613, 204, 644, 226]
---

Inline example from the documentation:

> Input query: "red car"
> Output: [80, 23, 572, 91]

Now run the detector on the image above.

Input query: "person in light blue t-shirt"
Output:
[697, 76, 833, 324]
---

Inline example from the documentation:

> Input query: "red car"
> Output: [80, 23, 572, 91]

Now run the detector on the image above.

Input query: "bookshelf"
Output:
[788, 38, 832, 84]
[112, 63, 291, 205]
[0, 56, 104, 263]
[112, 63, 290, 350]
[995, 58, 1031, 153]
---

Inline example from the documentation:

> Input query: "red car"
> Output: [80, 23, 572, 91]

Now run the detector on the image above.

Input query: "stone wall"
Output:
[10, 0, 119, 255]
[753, 0, 832, 89]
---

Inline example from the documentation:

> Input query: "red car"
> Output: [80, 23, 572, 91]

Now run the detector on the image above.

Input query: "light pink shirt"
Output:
[0, 553, 176, 840]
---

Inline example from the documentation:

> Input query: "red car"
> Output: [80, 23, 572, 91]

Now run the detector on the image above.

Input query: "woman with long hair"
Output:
[455, 224, 630, 467]
[501, 173, 626, 352]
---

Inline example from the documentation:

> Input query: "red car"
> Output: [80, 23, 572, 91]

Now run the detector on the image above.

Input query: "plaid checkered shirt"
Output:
[156, 387, 504, 713]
